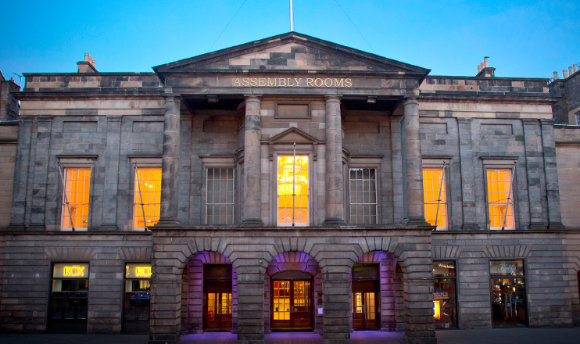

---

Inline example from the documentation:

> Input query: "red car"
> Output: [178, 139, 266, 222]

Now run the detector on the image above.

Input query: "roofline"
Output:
[427, 75, 550, 82]
[22, 72, 157, 77]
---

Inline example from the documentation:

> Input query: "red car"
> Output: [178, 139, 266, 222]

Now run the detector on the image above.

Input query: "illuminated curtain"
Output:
[61, 167, 91, 230]
[133, 167, 162, 230]
[422, 167, 448, 229]
[277, 155, 309, 226]
[487, 168, 515, 229]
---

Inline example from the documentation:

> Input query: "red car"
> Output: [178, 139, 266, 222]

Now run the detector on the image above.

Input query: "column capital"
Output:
[325, 94, 341, 102]
[244, 94, 262, 101]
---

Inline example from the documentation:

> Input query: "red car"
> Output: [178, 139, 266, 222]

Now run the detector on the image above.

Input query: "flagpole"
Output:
[290, 0, 294, 31]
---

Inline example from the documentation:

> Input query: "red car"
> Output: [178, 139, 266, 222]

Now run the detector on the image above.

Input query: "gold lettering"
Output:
[324, 78, 333, 87]
[279, 78, 287, 86]
[294, 78, 302, 86]
[250, 78, 258, 87]
[63, 265, 86, 277]
[135, 266, 152, 278]
[268, 78, 277, 87]
[314, 78, 323, 87]
[241, 78, 250, 87]
[345, 78, 352, 87]
[233, 78, 241, 87]
[333, 78, 344, 87]
[306, 78, 314, 87]
[258, 78, 266, 87]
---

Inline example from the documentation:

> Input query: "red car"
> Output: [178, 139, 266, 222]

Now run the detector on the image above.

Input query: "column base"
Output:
[548, 222, 565, 230]
[529, 222, 548, 230]
[323, 218, 345, 227]
[404, 217, 432, 228]
[154, 219, 181, 228]
[239, 218, 263, 227]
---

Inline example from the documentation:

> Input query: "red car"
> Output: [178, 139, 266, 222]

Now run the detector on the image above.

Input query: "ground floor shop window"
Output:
[124, 263, 151, 333]
[490, 260, 527, 327]
[433, 261, 457, 329]
[48, 263, 89, 333]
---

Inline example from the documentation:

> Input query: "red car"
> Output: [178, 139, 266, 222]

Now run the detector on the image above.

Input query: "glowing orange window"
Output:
[422, 167, 448, 230]
[487, 168, 515, 230]
[61, 168, 91, 230]
[277, 155, 309, 226]
[133, 167, 162, 230]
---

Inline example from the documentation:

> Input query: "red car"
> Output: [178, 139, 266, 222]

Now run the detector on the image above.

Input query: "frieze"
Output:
[232, 77, 352, 88]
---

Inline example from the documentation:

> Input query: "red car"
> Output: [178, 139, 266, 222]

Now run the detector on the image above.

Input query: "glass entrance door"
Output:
[48, 263, 89, 333]
[352, 281, 379, 330]
[272, 280, 312, 330]
[204, 286, 232, 331]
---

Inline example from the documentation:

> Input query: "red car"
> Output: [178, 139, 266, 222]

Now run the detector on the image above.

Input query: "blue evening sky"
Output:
[1, 0, 578, 85]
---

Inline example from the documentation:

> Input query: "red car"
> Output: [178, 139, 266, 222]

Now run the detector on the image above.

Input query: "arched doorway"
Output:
[352, 251, 401, 331]
[266, 251, 321, 333]
[181, 251, 236, 333]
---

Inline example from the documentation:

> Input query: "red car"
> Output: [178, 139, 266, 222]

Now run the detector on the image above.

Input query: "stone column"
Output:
[403, 97, 427, 225]
[241, 96, 263, 226]
[324, 95, 345, 226]
[157, 90, 181, 226]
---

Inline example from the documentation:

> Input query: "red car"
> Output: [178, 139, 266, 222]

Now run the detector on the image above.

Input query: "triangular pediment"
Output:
[267, 127, 321, 145]
[154, 32, 429, 77]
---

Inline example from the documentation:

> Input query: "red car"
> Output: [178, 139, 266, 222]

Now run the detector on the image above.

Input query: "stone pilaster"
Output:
[322, 270, 351, 343]
[403, 97, 428, 226]
[403, 273, 437, 344]
[148, 258, 182, 344]
[157, 90, 181, 226]
[236, 265, 265, 343]
[324, 95, 345, 226]
[540, 119, 564, 229]
[241, 96, 263, 226]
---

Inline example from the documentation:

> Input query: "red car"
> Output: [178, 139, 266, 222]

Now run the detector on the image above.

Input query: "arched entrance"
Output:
[265, 251, 321, 333]
[352, 251, 402, 331]
[181, 251, 236, 333]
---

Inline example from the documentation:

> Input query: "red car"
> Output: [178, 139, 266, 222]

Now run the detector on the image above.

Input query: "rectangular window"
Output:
[61, 168, 91, 231]
[423, 167, 448, 230]
[349, 168, 377, 225]
[277, 155, 309, 226]
[133, 167, 162, 230]
[433, 261, 457, 329]
[487, 168, 515, 230]
[206, 167, 235, 225]
[490, 260, 527, 327]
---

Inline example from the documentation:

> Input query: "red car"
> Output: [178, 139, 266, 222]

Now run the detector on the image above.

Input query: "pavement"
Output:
[0, 328, 579, 344]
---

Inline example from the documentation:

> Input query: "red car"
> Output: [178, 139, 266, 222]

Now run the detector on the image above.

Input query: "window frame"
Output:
[488, 259, 528, 327]
[347, 157, 381, 225]
[131, 159, 162, 231]
[201, 156, 236, 225]
[422, 158, 450, 230]
[275, 152, 311, 227]
[58, 157, 96, 232]
[483, 159, 517, 230]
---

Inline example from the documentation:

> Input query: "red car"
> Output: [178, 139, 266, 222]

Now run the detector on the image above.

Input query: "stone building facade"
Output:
[0, 33, 579, 344]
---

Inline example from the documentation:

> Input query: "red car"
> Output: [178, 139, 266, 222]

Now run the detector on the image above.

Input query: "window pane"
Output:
[62, 168, 91, 230]
[487, 168, 514, 230]
[206, 168, 235, 225]
[349, 168, 377, 225]
[422, 167, 448, 230]
[133, 167, 162, 229]
[277, 156, 309, 226]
